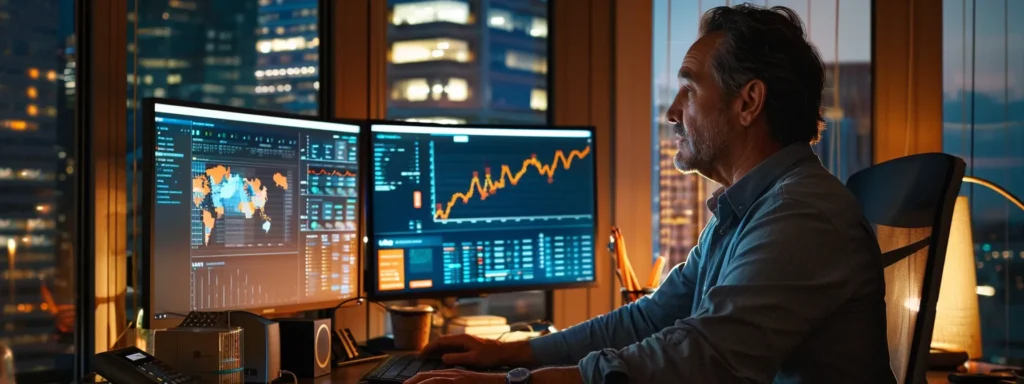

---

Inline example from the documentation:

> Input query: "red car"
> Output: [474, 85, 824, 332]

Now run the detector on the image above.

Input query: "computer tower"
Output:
[276, 318, 332, 378]
[228, 311, 281, 383]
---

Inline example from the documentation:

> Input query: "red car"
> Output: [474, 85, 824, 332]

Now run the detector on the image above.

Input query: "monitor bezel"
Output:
[141, 97, 366, 328]
[362, 119, 600, 301]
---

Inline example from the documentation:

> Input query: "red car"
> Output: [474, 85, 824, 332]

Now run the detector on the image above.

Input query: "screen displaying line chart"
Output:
[150, 101, 360, 317]
[370, 123, 597, 298]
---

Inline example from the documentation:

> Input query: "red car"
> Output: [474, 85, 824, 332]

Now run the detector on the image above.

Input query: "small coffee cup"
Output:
[388, 305, 434, 351]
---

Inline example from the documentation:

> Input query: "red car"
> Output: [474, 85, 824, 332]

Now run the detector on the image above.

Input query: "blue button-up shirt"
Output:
[529, 143, 897, 383]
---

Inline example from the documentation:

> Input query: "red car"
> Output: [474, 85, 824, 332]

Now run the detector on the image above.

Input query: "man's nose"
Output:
[666, 102, 680, 125]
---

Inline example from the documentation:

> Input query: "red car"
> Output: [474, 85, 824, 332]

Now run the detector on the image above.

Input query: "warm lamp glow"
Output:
[931, 196, 983, 359]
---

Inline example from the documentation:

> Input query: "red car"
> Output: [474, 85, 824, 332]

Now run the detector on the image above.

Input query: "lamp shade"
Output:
[931, 196, 983, 359]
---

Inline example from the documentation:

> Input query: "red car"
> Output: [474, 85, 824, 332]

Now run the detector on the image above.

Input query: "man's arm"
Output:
[528, 242, 703, 366]
[578, 198, 871, 383]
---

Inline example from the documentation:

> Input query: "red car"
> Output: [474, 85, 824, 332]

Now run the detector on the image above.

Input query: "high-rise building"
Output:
[651, 83, 709, 268]
[127, 0, 258, 114]
[386, 0, 549, 125]
[126, 0, 261, 320]
[0, 0, 75, 373]
[255, 0, 319, 115]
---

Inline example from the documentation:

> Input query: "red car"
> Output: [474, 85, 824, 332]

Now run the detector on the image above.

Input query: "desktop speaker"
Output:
[276, 318, 332, 378]
[228, 311, 281, 383]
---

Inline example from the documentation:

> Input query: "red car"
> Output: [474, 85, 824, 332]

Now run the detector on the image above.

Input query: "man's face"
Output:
[666, 33, 736, 174]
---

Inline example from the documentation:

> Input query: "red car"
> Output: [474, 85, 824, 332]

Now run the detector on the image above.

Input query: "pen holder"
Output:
[620, 287, 657, 305]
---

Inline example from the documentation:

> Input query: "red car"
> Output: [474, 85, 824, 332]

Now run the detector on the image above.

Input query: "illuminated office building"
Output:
[128, 0, 258, 112]
[255, 0, 320, 115]
[655, 134, 706, 268]
[0, 0, 74, 373]
[387, 0, 549, 124]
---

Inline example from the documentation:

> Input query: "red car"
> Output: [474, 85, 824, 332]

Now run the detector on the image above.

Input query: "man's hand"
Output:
[403, 369, 504, 384]
[419, 334, 535, 367]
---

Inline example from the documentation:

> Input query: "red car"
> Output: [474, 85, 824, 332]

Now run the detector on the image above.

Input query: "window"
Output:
[390, 77, 469, 102]
[126, 0, 322, 323]
[488, 8, 547, 38]
[392, 0, 470, 25]
[391, 38, 471, 64]
[391, 78, 431, 101]
[530, 88, 547, 111]
[650, 1, 872, 268]
[942, 0, 1024, 366]
[403, 117, 468, 125]
[504, 50, 547, 74]
[385, 0, 550, 321]
[0, 1, 78, 380]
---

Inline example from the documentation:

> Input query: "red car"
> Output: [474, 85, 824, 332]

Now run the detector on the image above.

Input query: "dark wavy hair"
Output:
[699, 4, 826, 145]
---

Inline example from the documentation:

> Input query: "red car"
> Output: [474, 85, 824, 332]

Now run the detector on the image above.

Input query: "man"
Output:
[407, 4, 895, 383]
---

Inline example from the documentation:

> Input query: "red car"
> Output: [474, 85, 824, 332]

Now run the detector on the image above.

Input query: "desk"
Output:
[299, 360, 379, 383]
[927, 362, 1021, 384]
[295, 360, 1014, 384]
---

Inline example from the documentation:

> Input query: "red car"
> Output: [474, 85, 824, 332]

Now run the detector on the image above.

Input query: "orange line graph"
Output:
[433, 146, 591, 221]
[308, 168, 355, 177]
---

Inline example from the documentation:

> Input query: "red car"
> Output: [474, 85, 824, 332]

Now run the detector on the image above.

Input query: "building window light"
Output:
[404, 117, 467, 125]
[529, 17, 548, 38]
[392, 77, 469, 102]
[392, 1, 469, 26]
[391, 38, 470, 64]
[488, 9, 514, 32]
[255, 66, 316, 78]
[505, 51, 547, 74]
[444, 78, 468, 102]
[26, 87, 37, 99]
[531, 89, 548, 111]
[392, 78, 432, 102]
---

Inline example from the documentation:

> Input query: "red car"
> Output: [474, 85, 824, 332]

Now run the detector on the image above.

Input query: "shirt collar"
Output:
[705, 143, 819, 219]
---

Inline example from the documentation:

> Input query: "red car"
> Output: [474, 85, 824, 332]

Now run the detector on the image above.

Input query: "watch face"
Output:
[507, 367, 531, 383]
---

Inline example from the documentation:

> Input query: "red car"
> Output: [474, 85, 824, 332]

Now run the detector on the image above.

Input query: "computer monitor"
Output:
[144, 99, 361, 322]
[366, 122, 597, 299]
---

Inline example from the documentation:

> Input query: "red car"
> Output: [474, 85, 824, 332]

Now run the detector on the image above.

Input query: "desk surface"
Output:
[297, 359, 1006, 384]
[299, 359, 378, 384]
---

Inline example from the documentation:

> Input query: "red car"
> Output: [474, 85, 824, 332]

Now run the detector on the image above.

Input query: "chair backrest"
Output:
[846, 153, 965, 384]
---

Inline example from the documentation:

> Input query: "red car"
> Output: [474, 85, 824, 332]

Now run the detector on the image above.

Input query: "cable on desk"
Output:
[277, 369, 298, 384]
[333, 297, 388, 312]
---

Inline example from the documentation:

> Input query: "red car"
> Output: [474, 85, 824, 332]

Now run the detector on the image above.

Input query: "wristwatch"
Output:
[506, 367, 530, 384]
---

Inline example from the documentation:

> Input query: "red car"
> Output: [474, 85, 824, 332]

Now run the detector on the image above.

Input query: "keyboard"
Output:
[362, 354, 452, 383]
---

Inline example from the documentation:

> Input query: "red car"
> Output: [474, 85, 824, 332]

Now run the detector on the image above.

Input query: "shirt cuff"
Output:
[580, 348, 629, 384]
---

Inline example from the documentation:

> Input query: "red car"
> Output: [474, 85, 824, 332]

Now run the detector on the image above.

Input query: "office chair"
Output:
[846, 153, 966, 384]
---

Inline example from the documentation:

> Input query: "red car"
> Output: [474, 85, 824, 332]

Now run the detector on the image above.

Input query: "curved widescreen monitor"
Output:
[367, 122, 597, 299]
[144, 99, 361, 322]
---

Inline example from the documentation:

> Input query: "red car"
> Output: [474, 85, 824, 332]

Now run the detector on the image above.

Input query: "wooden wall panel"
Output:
[91, 0, 128, 353]
[551, 0, 616, 328]
[613, 0, 655, 307]
[330, 0, 388, 342]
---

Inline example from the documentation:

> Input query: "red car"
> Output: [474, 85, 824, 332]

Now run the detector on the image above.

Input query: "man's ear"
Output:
[736, 79, 766, 127]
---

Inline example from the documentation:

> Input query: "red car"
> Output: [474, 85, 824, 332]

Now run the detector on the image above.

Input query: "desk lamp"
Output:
[930, 176, 1024, 368]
